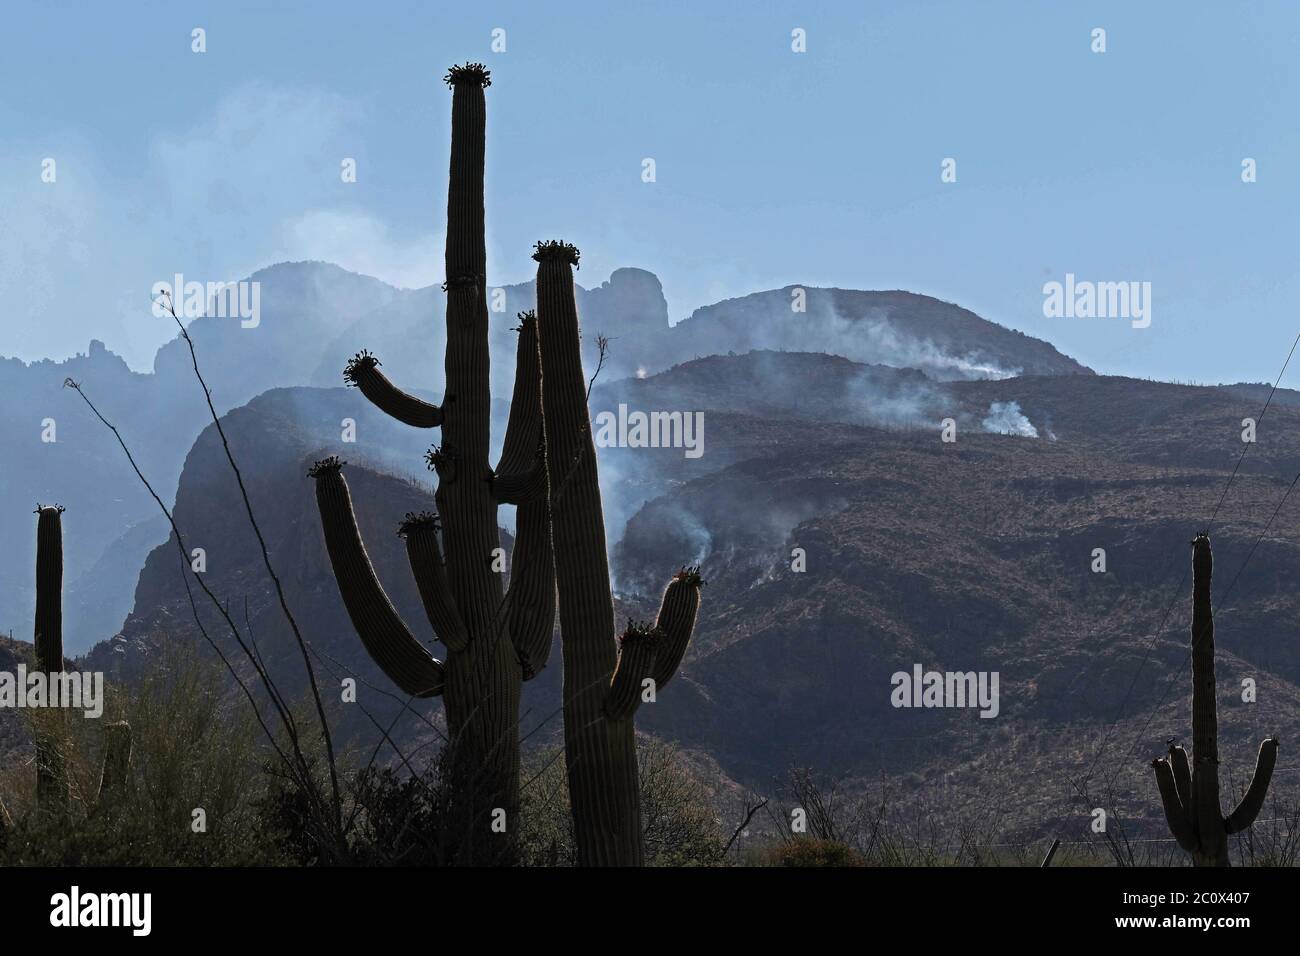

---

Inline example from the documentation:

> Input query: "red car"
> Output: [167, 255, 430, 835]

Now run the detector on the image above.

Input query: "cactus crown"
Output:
[444, 62, 491, 88]
[1190, 531, 1212, 577]
[397, 511, 442, 538]
[308, 456, 345, 478]
[619, 619, 661, 645]
[425, 444, 457, 476]
[673, 565, 705, 588]
[532, 240, 580, 269]
[34, 503, 66, 516]
[513, 310, 537, 332]
[343, 350, 380, 386]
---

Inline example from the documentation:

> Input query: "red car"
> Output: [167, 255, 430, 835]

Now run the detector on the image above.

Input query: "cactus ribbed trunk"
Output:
[1189, 536, 1227, 867]
[436, 73, 521, 821]
[34, 506, 64, 674]
[314, 66, 554, 861]
[1151, 533, 1278, 867]
[535, 246, 642, 866]
[34, 506, 69, 813]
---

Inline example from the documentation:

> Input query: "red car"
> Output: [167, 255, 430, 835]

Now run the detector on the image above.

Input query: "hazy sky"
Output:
[2, 1, 1298, 383]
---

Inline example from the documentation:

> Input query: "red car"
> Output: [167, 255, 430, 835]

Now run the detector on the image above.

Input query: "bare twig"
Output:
[157, 290, 343, 835]
[723, 797, 769, 855]
[585, 333, 610, 402]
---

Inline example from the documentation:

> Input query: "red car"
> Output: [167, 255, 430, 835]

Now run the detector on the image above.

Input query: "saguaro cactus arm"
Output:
[310, 458, 445, 697]
[649, 567, 703, 690]
[1224, 736, 1280, 834]
[492, 316, 546, 502]
[492, 311, 556, 678]
[1169, 743, 1192, 812]
[500, 485, 557, 677]
[1152, 756, 1199, 853]
[605, 622, 661, 720]
[399, 512, 469, 652]
[344, 351, 443, 428]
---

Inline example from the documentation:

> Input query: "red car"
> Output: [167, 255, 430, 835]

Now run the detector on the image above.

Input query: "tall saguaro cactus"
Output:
[533, 240, 704, 866]
[310, 64, 554, 848]
[1151, 533, 1278, 866]
[33, 505, 69, 812]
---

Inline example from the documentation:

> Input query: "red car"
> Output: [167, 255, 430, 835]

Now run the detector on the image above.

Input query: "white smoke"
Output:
[980, 400, 1038, 437]
[851, 313, 1021, 381]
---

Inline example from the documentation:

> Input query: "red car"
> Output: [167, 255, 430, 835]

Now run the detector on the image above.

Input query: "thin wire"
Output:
[1208, 328, 1300, 528]
[1075, 328, 1300, 795]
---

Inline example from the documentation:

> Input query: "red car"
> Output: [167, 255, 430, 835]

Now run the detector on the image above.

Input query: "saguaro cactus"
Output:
[1151, 533, 1278, 866]
[96, 721, 133, 809]
[34, 505, 64, 674]
[33, 505, 69, 812]
[310, 64, 554, 847]
[29, 506, 132, 816]
[533, 240, 704, 866]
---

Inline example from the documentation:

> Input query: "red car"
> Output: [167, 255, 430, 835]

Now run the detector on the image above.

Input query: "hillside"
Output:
[1, 263, 1076, 652]
[23, 351, 1289, 850]
[667, 289, 1093, 380]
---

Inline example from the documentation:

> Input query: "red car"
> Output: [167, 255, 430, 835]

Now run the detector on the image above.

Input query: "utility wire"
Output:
[1076, 329, 1300, 795]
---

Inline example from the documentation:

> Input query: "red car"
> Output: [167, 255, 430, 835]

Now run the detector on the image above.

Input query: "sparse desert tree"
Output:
[1150, 533, 1278, 867]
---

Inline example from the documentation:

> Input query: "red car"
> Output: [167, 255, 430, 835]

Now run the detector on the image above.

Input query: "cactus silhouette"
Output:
[33, 505, 69, 813]
[29, 506, 134, 817]
[95, 721, 133, 809]
[309, 63, 552, 853]
[1150, 533, 1278, 866]
[533, 239, 704, 866]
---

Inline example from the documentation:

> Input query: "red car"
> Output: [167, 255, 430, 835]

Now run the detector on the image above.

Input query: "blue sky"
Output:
[2, 0, 1298, 383]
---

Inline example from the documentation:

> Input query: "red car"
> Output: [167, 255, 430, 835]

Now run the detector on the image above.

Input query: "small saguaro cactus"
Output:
[310, 63, 554, 849]
[533, 239, 704, 866]
[28, 507, 134, 817]
[34, 505, 65, 673]
[95, 721, 134, 809]
[1151, 533, 1278, 867]
[33, 504, 69, 812]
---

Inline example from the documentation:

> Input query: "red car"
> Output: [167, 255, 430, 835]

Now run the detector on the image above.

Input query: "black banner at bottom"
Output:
[0, 865, 1288, 940]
